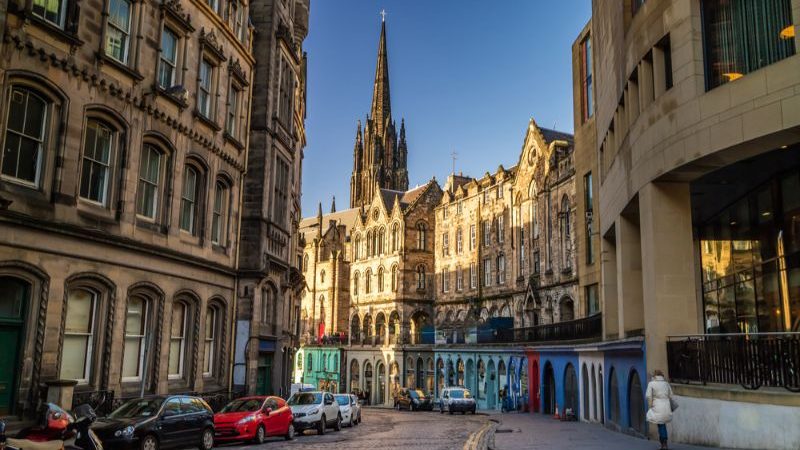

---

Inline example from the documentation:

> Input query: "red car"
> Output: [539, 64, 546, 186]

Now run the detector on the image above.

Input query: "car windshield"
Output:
[449, 389, 470, 399]
[220, 399, 263, 413]
[108, 398, 164, 419]
[288, 393, 322, 406]
[334, 395, 350, 406]
[411, 389, 426, 398]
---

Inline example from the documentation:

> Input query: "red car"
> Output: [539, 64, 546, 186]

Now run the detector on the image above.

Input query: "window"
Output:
[457, 201, 463, 214]
[391, 223, 399, 252]
[378, 267, 385, 292]
[631, 0, 645, 15]
[122, 296, 148, 381]
[206, 0, 219, 14]
[442, 268, 450, 293]
[416, 265, 426, 290]
[61, 288, 97, 383]
[456, 266, 463, 291]
[586, 284, 600, 315]
[519, 227, 526, 270]
[226, 84, 240, 137]
[391, 265, 398, 291]
[497, 255, 505, 284]
[320, 270, 326, 283]
[197, 59, 213, 118]
[442, 232, 449, 256]
[179, 166, 199, 234]
[211, 180, 229, 245]
[497, 182, 504, 198]
[456, 228, 463, 254]
[105, 0, 132, 64]
[32, 0, 67, 27]
[561, 196, 572, 269]
[483, 259, 491, 287]
[261, 287, 275, 332]
[483, 220, 491, 247]
[417, 223, 427, 250]
[353, 272, 360, 296]
[203, 307, 217, 376]
[584, 172, 595, 264]
[233, 1, 246, 42]
[470, 224, 476, 250]
[534, 251, 541, 275]
[581, 36, 593, 120]
[136, 144, 164, 219]
[168, 302, 187, 379]
[158, 28, 179, 89]
[2, 87, 49, 186]
[273, 156, 290, 226]
[497, 215, 504, 243]
[657, 35, 673, 91]
[483, 189, 489, 204]
[470, 263, 477, 289]
[378, 228, 385, 254]
[277, 57, 294, 128]
[80, 119, 115, 205]
[442, 206, 448, 220]
[365, 269, 372, 294]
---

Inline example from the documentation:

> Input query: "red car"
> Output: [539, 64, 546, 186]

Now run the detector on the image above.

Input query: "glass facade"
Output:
[698, 167, 800, 333]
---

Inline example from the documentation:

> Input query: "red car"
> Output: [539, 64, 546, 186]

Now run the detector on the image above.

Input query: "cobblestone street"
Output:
[216, 407, 487, 450]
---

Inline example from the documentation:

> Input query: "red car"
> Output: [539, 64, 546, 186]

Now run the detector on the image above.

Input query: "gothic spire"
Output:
[370, 18, 391, 134]
[331, 196, 336, 213]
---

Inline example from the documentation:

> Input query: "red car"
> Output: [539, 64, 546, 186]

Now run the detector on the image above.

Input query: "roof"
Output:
[299, 207, 361, 239]
[539, 127, 574, 145]
[379, 183, 429, 210]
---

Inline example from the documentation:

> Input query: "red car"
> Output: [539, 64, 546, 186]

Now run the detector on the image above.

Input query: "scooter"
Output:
[1, 403, 102, 450]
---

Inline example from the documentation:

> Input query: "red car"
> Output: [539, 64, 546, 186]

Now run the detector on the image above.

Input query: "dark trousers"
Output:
[657, 424, 668, 441]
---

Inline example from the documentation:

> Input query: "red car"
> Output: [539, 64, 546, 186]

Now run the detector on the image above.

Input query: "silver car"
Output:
[349, 394, 362, 424]
[439, 387, 477, 415]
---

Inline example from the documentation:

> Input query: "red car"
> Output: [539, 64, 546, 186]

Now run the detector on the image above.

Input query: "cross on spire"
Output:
[380, 9, 386, 22]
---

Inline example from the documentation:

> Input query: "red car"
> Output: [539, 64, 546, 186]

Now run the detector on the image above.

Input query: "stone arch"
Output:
[559, 296, 575, 322]
[628, 369, 646, 435]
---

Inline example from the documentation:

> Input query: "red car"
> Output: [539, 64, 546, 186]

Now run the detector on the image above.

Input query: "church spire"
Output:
[370, 18, 391, 134]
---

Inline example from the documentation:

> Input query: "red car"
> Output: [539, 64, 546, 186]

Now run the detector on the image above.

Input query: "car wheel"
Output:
[200, 428, 214, 450]
[411, 404, 416, 412]
[472, 408, 477, 415]
[254, 425, 266, 444]
[462, 411, 466, 415]
[440, 403, 444, 414]
[348, 415, 354, 427]
[140, 435, 158, 450]
[334, 413, 342, 431]
[285, 423, 295, 441]
[318, 415, 326, 435]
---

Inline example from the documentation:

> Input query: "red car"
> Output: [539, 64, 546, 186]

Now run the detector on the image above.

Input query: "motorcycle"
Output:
[0, 403, 102, 450]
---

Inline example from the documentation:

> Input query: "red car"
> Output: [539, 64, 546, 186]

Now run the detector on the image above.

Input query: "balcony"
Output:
[303, 333, 348, 347]
[667, 333, 800, 392]
[436, 313, 602, 345]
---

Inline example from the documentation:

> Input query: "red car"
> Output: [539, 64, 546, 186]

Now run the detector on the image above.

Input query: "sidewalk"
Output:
[485, 412, 732, 450]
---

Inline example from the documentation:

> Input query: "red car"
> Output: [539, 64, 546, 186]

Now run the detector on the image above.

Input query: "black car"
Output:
[92, 396, 215, 450]
[394, 388, 433, 411]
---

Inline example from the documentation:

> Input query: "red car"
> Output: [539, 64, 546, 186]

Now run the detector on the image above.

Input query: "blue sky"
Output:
[301, 1, 591, 217]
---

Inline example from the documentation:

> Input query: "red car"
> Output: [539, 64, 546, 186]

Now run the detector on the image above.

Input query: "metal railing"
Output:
[72, 389, 116, 416]
[436, 313, 602, 345]
[667, 333, 800, 392]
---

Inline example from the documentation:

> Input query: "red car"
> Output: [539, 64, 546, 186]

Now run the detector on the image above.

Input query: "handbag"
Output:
[670, 397, 679, 411]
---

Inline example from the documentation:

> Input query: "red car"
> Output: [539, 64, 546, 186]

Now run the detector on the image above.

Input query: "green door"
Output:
[0, 277, 29, 415]
[256, 354, 273, 395]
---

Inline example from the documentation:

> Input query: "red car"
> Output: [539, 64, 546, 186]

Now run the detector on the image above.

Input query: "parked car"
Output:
[394, 388, 433, 411]
[334, 394, 356, 427]
[287, 391, 342, 435]
[213, 396, 294, 444]
[438, 387, 477, 415]
[349, 394, 363, 424]
[92, 395, 215, 450]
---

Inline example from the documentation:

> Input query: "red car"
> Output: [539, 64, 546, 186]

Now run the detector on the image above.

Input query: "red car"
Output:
[213, 396, 295, 444]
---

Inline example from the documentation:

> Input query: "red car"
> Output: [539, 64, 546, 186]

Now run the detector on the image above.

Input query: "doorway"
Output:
[256, 354, 273, 395]
[0, 277, 29, 415]
[542, 362, 555, 415]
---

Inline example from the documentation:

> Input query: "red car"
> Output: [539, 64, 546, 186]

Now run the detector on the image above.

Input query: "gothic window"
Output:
[303, 254, 309, 272]
[354, 234, 362, 260]
[378, 267, 385, 292]
[365, 269, 372, 294]
[391, 265, 398, 292]
[366, 230, 374, 257]
[416, 265, 426, 290]
[353, 272, 360, 296]
[391, 223, 400, 252]
[416, 222, 427, 250]
[378, 227, 385, 255]
[320, 270, 326, 283]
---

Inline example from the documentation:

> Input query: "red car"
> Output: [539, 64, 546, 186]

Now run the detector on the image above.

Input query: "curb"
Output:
[464, 418, 500, 450]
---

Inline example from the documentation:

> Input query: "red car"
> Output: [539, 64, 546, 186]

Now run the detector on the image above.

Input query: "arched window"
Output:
[61, 287, 98, 383]
[529, 181, 538, 238]
[350, 314, 361, 341]
[168, 300, 189, 379]
[307, 354, 313, 372]
[122, 293, 150, 381]
[179, 164, 202, 235]
[629, 370, 645, 434]
[136, 143, 168, 220]
[366, 230, 374, 257]
[377, 267, 385, 292]
[559, 297, 575, 322]
[365, 269, 372, 294]
[211, 179, 230, 245]
[79, 117, 119, 206]
[1, 87, 52, 187]
[203, 303, 222, 377]
[608, 367, 620, 424]
[391, 223, 399, 252]
[391, 265, 398, 292]
[353, 272, 360, 296]
[416, 222, 427, 250]
[416, 265, 426, 290]
[564, 363, 579, 416]
[496, 254, 506, 284]
[378, 227, 385, 255]
[303, 253, 309, 272]
[354, 234, 361, 260]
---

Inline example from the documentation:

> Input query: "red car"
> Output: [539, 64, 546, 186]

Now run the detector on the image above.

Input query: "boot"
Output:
[659, 437, 668, 450]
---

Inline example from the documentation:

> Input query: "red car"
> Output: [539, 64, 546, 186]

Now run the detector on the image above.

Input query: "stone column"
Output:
[601, 232, 620, 339]
[616, 213, 644, 337]
[639, 182, 701, 374]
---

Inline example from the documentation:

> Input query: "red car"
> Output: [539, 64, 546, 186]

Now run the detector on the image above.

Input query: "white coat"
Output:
[645, 376, 673, 424]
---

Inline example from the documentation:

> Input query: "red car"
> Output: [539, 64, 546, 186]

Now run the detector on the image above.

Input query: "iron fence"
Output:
[72, 389, 116, 416]
[667, 333, 800, 392]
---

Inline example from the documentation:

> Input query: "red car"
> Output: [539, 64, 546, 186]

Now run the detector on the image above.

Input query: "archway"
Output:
[559, 296, 575, 321]
[416, 357, 424, 389]
[375, 312, 386, 345]
[582, 363, 590, 420]
[564, 363, 579, 417]
[520, 358, 529, 412]
[426, 358, 435, 393]
[0, 276, 30, 415]
[498, 359, 507, 393]
[531, 360, 540, 413]
[377, 362, 386, 405]
[591, 365, 598, 421]
[508, 359, 518, 410]
[350, 359, 360, 393]
[599, 367, 605, 423]
[447, 360, 455, 387]
[388, 311, 400, 344]
[410, 310, 431, 344]
[477, 358, 486, 401]
[629, 370, 646, 435]
[362, 314, 373, 344]
[364, 361, 373, 405]
[608, 367, 620, 425]
[487, 359, 497, 409]
[405, 357, 415, 388]
[543, 362, 555, 415]
[350, 314, 361, 344]
[466, 358, 475, 394]
[390, 361, 400, 400]
[456, 358, 465, 386]
[436, 358, 445, 397]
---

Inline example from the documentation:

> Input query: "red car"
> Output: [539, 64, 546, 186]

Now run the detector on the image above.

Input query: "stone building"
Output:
[0, 0, 256, 416]
[575, 0, 800, 447]
[234, 0, 309, 398]
[349, 19, 408, 208]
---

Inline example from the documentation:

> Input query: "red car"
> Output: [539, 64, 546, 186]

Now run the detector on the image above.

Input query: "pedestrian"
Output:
[646, 369, 676, 450]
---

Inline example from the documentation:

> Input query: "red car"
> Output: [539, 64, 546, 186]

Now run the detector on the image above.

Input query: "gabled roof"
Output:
[379, 182, 431, 211]
[539, 127, 574, 145]
[299, 207, 362, 240]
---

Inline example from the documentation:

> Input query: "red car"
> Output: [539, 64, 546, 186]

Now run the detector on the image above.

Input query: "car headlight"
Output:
[115, 425, 135, 438]
[237, 415, 257, 426]
[308, 408, 319, 416]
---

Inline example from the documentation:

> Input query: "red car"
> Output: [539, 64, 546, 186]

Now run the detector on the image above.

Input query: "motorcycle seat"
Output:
[5, 437, 65, 450]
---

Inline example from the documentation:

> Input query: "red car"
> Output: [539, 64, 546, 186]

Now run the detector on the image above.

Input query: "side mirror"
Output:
[325, 398, 333, 405]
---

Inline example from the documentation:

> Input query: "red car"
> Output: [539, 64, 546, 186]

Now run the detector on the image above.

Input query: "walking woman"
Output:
[646, 369, 675, 450]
